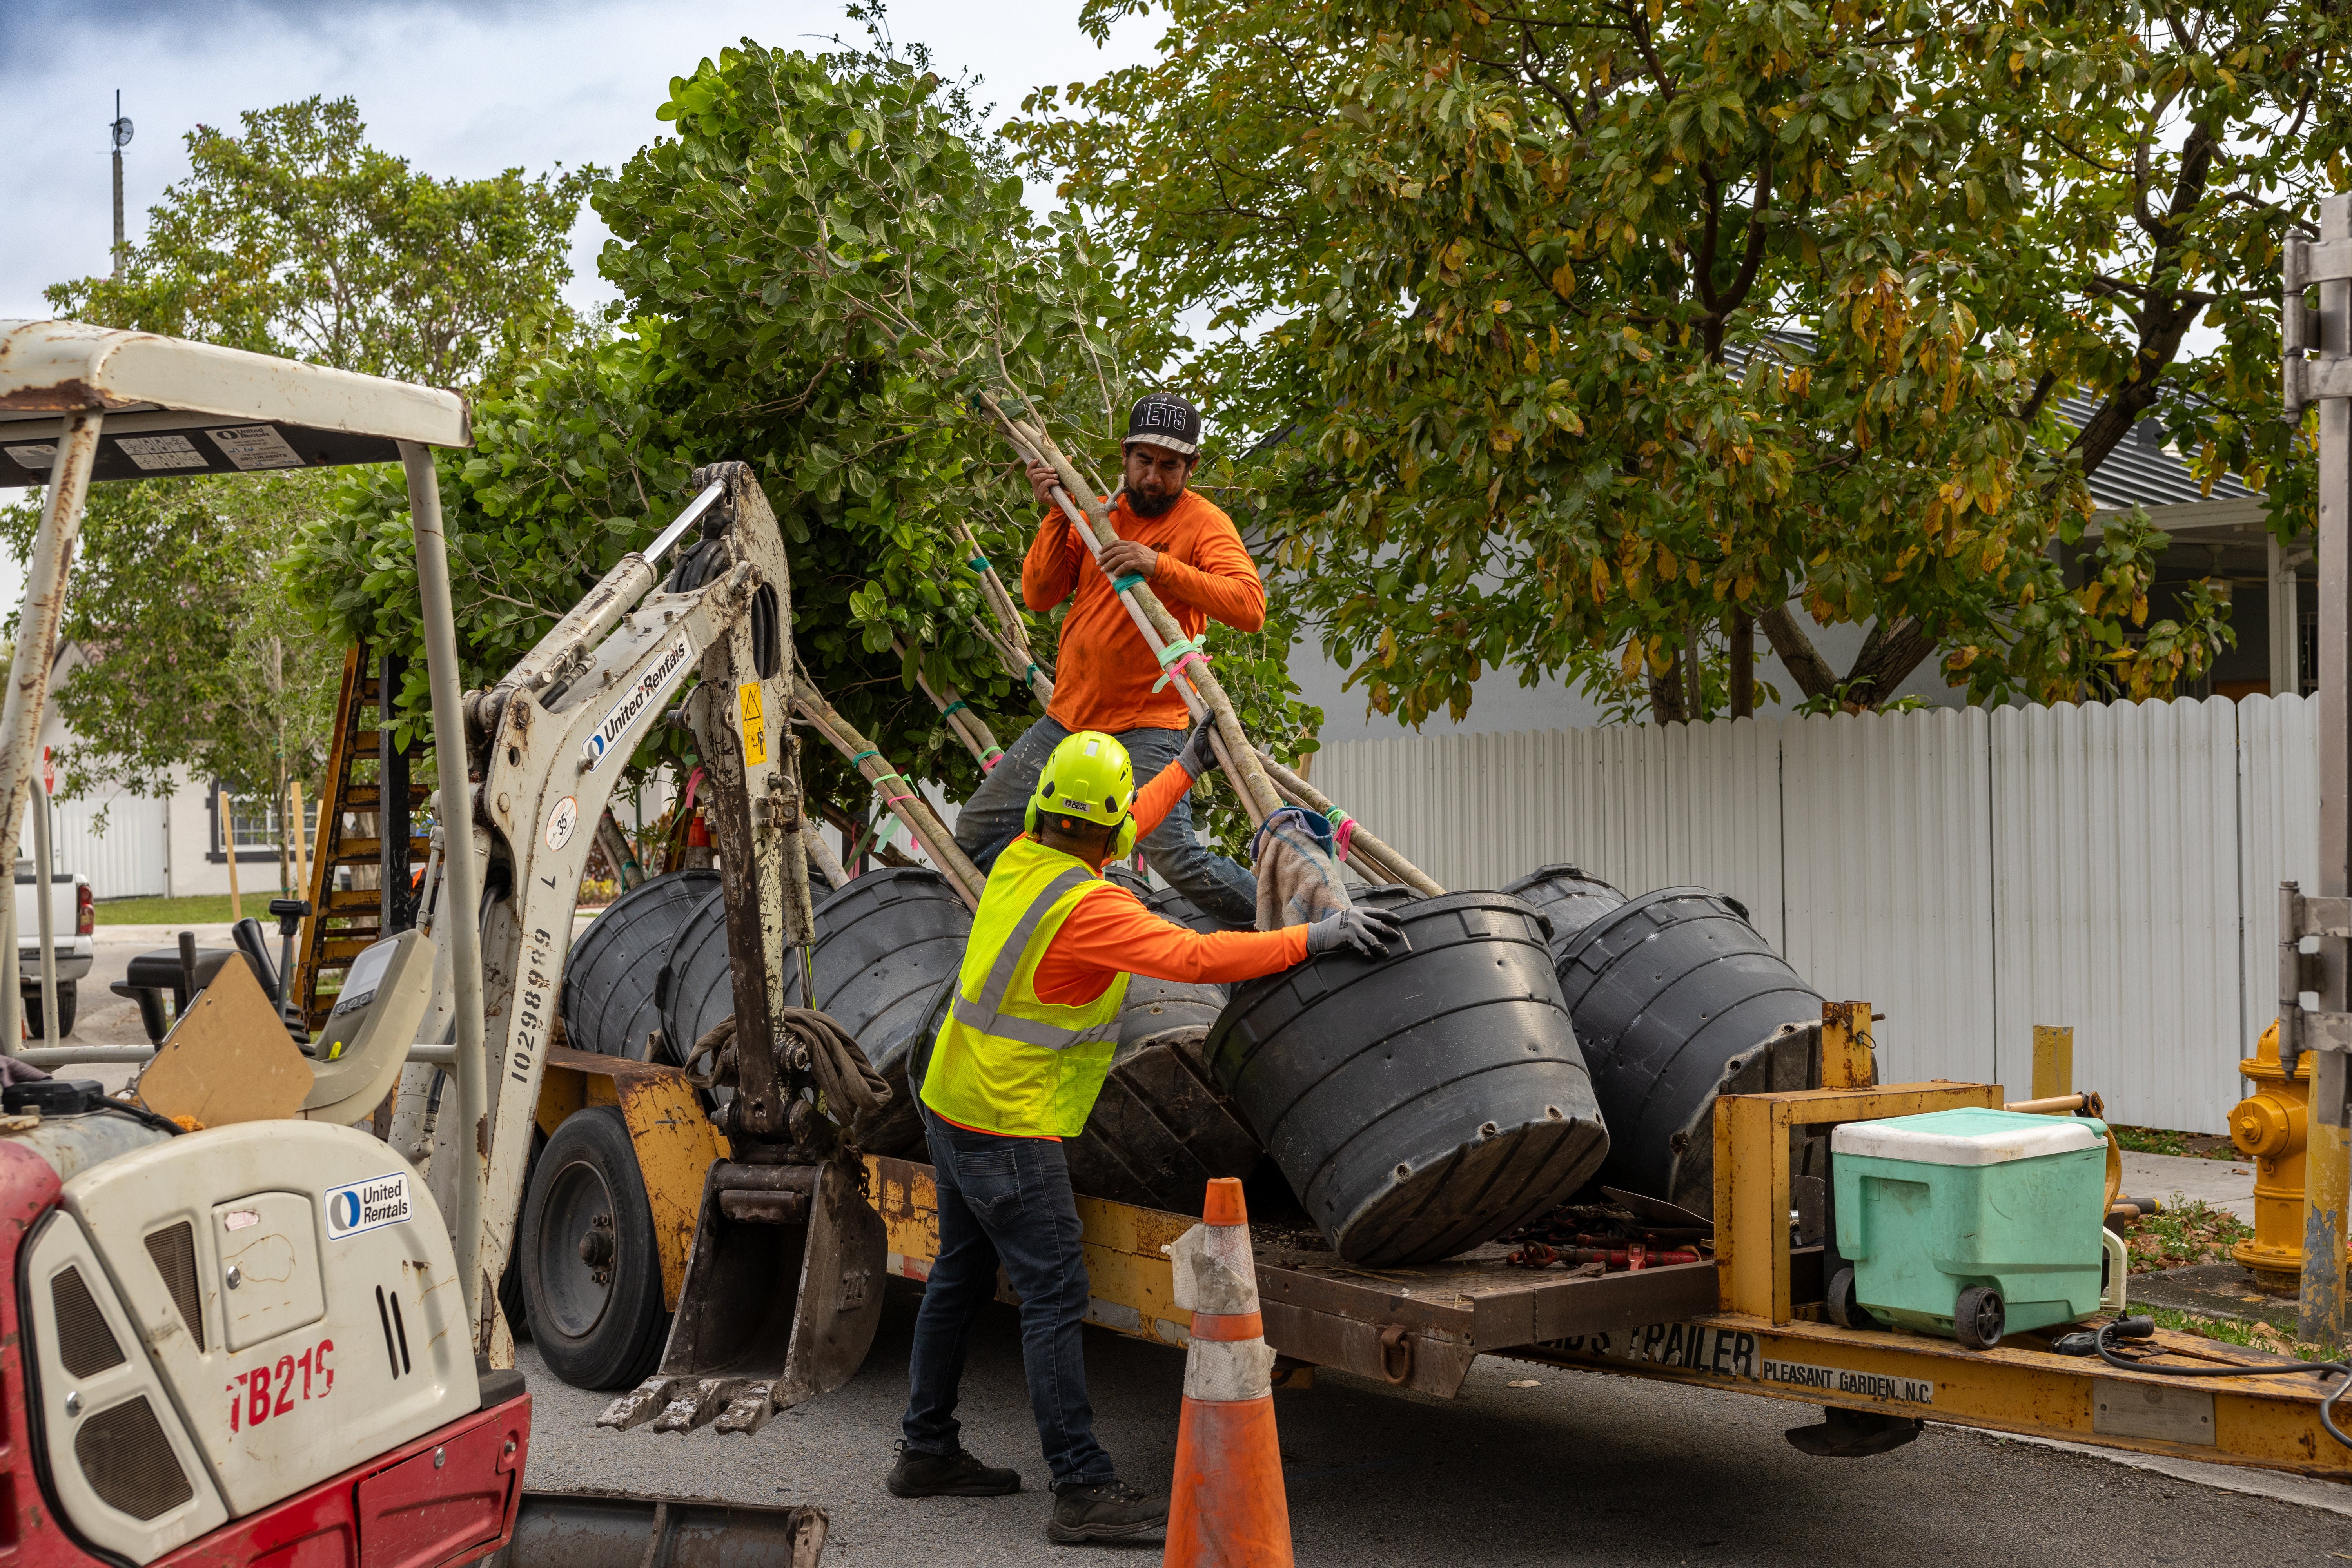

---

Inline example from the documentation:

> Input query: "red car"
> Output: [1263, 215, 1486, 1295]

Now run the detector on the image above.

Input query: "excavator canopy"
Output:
[0, 318, 470, 483]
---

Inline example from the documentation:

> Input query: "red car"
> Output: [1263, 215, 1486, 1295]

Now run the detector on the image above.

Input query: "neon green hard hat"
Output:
[1027, 731, 1138, 844]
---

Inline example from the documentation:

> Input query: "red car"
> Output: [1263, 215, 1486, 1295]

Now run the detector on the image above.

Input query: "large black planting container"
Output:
[1348, 882, 1419, 915]
[904, 955, 1262, 1212]
[660, 867, 971, 1155]
[1501, 864, 1627, 962]
[1206, 891, 1608, 1265]
[1143, 883, 1251, 935]
[1555, 887, 1824, 1215]
[559, 869, 719, 1062]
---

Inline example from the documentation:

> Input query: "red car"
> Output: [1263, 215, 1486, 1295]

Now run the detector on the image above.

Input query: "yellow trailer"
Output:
[862, 1077, 2352, 1483]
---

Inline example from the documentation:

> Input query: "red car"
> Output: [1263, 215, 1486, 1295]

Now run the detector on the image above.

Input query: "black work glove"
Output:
[1305, 907, 1407, 959]
[1178, 720, 1222, 781]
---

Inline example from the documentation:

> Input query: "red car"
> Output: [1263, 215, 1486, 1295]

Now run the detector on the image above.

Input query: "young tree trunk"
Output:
[275, 750, 290, 897]
[1730, 612, 1755, 717]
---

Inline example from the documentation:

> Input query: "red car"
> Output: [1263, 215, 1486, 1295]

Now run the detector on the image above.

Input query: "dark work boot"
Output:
[1047, 1476, 1167, 1543]
[887, 1441, 1022, 1497]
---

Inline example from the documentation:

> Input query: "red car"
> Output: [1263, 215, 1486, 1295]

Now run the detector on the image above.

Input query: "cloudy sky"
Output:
[4, 0, 1158, 322]
[0, 0, 1161, 604]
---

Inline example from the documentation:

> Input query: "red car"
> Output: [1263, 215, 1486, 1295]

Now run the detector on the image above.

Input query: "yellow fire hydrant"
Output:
[2232, 1020, 2315, 1294]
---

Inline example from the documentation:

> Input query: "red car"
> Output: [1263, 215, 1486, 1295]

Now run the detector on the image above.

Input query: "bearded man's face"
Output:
[1123, 444, 1194, 517]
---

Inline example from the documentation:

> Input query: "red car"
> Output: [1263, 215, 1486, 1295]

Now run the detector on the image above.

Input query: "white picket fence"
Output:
[1315, 694, 2319, 1134]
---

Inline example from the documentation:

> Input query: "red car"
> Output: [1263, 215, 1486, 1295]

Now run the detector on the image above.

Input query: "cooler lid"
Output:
[1831, 1108, 2104, 1167]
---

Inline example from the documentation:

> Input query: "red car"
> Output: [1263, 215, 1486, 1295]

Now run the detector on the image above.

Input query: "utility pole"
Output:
[2281, 194, 2352, 1348]
[109, 91, 133, 277]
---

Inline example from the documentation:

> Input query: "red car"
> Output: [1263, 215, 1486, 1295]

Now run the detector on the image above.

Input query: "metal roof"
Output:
[2051, 394, 2258, 512]
[0, 318, 469, 486]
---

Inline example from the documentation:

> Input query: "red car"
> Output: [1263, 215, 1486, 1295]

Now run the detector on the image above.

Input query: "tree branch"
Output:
[1759, 602, 1840, 700]
[1845, 616, 1940, 707]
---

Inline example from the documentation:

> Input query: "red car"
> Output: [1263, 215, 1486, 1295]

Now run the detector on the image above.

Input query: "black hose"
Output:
[100, 1096, 185, 1138]
[2095, 1316, 2352, 1450]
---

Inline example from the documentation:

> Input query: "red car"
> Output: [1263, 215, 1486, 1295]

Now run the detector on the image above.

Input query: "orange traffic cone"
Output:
[1163, 1177, 1293, 1568]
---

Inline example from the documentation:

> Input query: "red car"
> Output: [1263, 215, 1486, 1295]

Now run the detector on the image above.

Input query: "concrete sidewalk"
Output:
[2122, 1148, 2256, 1221]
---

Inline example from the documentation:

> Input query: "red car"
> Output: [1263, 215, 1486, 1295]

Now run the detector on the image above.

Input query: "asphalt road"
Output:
[517, 1279, 2352, 1567]
[48, 926, 2352, 1559]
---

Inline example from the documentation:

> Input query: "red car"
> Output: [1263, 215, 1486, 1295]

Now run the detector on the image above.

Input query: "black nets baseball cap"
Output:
[1125, 392, 1201, 456]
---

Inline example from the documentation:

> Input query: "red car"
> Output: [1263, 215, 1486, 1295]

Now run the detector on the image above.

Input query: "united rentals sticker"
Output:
[582, 631, 695, 772]
[325, 1172, 412, 1239]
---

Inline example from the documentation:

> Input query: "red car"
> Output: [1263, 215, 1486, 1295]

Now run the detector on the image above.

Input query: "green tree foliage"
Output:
[47, 95, 593, 387]
[17, 97, 594, 833]
[0, 473, 344, 823]
[289, 40, 1318, 846]
[1015, 0, 2339, 724]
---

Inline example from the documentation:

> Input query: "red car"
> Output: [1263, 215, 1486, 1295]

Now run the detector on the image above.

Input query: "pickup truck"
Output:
[14, 862, 91, 1037]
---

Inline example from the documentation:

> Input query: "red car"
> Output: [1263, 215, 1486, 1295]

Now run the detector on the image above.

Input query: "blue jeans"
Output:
[901, 1109, 1112, 1485]
[955, 715, 1258, 926]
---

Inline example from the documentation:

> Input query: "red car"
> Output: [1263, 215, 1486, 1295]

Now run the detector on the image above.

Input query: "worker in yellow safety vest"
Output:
[888, 726, 1404, 1545]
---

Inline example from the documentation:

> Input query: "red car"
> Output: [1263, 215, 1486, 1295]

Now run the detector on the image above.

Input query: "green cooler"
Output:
[1831, 1107, 2109, 1348]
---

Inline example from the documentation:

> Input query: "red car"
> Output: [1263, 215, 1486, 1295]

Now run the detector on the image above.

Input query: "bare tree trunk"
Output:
[1844, 616, 1940, 707]
[1759, 603, 1841, 701]
[1682, 621, 1704, 718]
[1649, 647, 1689, 724]
[1730, 611, 1755, 717]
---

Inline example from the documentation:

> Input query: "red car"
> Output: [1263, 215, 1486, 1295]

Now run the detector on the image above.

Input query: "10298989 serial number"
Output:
[226, 1338, 334, 1432]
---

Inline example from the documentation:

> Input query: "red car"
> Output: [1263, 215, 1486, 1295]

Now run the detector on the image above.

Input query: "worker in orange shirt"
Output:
[893, 729, 1404, 1542]
[953, 392, 1262, 927]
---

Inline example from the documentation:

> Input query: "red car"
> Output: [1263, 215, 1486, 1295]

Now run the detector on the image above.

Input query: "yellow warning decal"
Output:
[739, 682, 769, 766]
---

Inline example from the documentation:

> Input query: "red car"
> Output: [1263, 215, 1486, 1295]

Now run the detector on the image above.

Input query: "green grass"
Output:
[94, 894, 291, 926]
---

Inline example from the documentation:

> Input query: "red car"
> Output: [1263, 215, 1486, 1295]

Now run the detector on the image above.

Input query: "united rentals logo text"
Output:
[583, 632, 695, 771]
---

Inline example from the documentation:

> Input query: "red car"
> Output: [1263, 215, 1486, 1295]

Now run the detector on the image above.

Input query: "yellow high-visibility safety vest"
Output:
[919, 834, 1132, 1138]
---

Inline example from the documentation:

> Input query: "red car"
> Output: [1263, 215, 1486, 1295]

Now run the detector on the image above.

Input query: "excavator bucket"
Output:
[597, 1159, 885, 1435]
[491, 1490, 827, 1568]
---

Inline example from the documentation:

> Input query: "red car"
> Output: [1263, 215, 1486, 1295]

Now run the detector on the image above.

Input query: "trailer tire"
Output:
[498, 1130, 544, 1343]
[519, 1107, 669, 1389]
[21, 981, 74, 1038]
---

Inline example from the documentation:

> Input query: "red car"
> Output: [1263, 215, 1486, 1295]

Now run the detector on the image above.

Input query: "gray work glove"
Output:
[1306, 907, 1407, 959]
[1178, 720, 1222, 780]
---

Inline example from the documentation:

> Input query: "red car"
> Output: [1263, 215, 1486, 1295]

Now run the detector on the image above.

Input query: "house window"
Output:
[212, 789, 319, 854]
[229, 795, 278, 848]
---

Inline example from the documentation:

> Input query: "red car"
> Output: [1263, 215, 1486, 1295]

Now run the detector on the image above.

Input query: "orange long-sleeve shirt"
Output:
[1024, 489, 1266, 733]
[1029, 757, 1307, 1007]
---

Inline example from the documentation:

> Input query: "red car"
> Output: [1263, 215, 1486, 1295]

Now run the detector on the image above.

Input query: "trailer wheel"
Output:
[21, 981, 74, 1038]
[1953, 1285, 2005, 1350]
[498, 1130, 544, 1343]
[519, 1107, 669, 1388]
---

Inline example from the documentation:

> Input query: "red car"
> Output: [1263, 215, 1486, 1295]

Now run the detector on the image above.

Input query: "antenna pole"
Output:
[109, 91, 129, 278]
